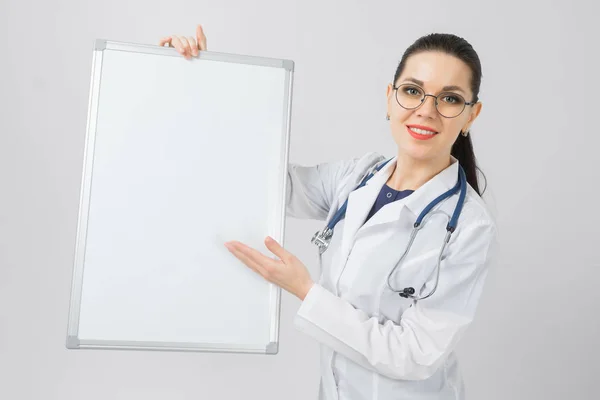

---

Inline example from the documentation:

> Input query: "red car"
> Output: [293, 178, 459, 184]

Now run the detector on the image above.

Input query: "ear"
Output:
[462, 101, 483, 132]
[386, 83, 394, 117]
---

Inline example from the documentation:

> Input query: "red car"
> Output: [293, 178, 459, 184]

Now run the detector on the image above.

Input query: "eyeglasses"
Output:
[393, 83, 476, 118]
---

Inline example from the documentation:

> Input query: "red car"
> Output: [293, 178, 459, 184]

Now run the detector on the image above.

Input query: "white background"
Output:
[1, 0, 598, 399]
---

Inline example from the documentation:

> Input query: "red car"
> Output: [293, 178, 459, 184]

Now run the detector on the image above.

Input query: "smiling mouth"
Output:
[406, 125, 438, 140]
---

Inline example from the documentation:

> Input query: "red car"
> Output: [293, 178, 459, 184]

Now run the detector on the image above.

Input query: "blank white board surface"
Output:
[66, 40, 294, 354]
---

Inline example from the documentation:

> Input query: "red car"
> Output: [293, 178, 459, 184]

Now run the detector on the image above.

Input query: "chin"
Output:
[393, 130, 445, 162]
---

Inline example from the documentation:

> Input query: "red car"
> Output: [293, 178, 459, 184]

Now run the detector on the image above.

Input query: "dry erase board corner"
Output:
[266, 342, 279, 355]
[282, 60, 295, 72]
[66, 335, 80, 349]
[94, 39, 107, 51]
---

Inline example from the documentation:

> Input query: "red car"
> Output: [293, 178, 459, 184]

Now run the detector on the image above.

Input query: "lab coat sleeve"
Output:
[293, 220, 498, 381]
[285, 152, 383, 220]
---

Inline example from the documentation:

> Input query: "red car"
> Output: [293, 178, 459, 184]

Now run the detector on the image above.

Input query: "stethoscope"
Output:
[311, 158, 467, 301]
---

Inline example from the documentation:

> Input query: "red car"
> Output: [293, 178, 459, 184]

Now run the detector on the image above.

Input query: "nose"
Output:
[416, 94, 438, 119]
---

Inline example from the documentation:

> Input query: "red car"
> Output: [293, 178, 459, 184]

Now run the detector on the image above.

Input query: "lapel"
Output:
[338, 157, 397, 259]
[338, 156, 460, 260]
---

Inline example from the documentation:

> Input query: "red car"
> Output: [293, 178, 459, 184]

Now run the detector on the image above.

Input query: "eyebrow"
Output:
[402, 77, 467, 94]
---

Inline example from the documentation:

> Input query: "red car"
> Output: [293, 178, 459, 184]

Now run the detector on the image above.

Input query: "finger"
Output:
[225, 243, 269, 277]
[158, 36, 172, 47]
[187, 36, 198, 56]
[196, 24, 207, 51]
[179, 36, 192, 58]
[228, 241, 279, 267]
[170, 36, 186, 56]
[264, 236, 291, 262]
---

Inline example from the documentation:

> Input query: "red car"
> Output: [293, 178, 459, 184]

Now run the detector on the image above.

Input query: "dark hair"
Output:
[393, 33, 487, 196]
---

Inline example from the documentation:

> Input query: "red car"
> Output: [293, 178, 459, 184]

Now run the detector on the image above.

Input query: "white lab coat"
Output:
[286, 152, 498, 400]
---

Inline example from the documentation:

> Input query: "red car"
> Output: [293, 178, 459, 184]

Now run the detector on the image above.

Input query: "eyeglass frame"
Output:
[392, 83, 477, 119]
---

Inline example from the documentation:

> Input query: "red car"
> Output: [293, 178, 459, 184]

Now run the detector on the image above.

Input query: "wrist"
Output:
[297, 281, 314, 301]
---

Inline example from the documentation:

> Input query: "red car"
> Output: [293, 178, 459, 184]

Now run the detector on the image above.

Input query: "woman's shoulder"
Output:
[332, 151, 386, 175]
[447, 185, 499, 268]
[331, 151, 387, 191]
[459, 183, 498, 234]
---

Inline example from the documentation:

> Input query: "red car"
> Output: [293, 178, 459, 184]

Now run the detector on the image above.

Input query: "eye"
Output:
[440, 94, 463, 104]
[403, 85, 422, 97]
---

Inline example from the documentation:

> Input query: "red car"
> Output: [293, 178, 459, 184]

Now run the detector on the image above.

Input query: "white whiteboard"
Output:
[66, 40, 294, 354]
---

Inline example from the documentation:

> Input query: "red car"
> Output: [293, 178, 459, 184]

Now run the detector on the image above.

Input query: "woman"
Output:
[160, 25, 498, 400]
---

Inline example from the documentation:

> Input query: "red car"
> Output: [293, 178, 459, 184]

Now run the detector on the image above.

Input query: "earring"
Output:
[461, 130, 469, 137]
[386, 114, 390, 121]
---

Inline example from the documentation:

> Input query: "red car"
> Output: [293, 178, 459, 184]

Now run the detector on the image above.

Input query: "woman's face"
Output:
[386, 51, 482, 163]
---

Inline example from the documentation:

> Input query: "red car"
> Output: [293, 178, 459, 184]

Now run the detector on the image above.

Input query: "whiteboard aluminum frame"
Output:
[65, 39, 294, 355]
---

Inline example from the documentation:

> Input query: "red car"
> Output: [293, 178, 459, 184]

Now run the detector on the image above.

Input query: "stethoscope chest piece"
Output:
[311, 227, 333, 255]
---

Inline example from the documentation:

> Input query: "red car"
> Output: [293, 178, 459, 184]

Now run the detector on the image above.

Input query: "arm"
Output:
[293, 220, 498, 380]
[285, 152, 383, 220]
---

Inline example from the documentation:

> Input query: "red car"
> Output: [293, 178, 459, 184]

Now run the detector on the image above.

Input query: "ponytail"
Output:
[451, 131, 486, 196]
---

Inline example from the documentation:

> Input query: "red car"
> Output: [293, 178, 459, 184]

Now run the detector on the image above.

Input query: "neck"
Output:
[386, 152, 452, 191]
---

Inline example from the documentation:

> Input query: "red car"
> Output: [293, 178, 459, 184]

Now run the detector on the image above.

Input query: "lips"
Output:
[406, 124, 438, 141]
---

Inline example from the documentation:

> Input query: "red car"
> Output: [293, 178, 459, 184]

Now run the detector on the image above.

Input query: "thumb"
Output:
[196, 24, 207, 51]
[265, 236, 289, 261]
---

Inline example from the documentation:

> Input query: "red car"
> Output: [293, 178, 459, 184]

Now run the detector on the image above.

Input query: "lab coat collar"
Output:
[339, 155, 460, 256]
[366, 155, 460, 215]
[395, 156, 460, 217]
